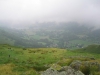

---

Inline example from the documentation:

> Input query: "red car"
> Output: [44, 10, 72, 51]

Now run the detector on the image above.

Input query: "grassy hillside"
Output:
[0, 23, 100, 49]
[77, 45, 100, 54]
[0, 44, 100, 75]
[0, 44, 66, 75]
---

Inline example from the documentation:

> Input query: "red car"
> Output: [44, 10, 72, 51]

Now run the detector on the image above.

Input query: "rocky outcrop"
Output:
[41, 65, 84, 75]
[41, 60, 100, 75]
[70, 60, 81, 71]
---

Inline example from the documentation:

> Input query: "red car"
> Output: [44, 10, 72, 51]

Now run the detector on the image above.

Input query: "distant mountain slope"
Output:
[0, 27, 45, 47]
[0, 22, 100, 49]
[0, 27, 14, 45]
[77, 45, 100, 54]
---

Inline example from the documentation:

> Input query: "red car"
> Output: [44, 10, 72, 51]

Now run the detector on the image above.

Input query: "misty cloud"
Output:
[0, 0, 100, 26]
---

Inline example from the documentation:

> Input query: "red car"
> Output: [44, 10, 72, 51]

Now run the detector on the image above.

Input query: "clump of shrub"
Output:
[23, 48, 27, 50]
[80, 65, 90, 75]
[79, 61, 100, 75]
[58, 58, 73, 66]
[94, 72, 100, 75]
[0, 64, 20, 75]
[33, 65, 49, 71]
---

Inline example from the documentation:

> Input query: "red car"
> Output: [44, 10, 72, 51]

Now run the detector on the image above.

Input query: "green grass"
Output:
[76, 44, 100, 54]
[0, 44, 100, 75]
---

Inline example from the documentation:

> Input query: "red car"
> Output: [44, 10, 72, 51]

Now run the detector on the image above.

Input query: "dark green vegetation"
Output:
[0, 44, 100, 75]
[0, 22, 100, 49]
[77, 45, 100, 54]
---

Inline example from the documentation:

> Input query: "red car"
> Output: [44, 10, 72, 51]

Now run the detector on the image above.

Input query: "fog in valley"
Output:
[0, 0, 100, 49]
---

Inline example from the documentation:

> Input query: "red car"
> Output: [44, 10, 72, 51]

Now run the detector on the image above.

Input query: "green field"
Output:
[0, 44, 100, 75]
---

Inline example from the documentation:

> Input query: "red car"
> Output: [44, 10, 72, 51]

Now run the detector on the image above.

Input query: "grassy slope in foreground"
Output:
[0, 44, 100, 75]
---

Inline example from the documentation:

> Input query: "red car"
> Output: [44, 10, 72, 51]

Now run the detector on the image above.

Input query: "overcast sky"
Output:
[0, 0, 100, 26]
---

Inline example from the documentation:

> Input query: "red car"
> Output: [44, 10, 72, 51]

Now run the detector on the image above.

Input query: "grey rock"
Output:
[70, 60, 81, 71]
[41, 66, 84, 75]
